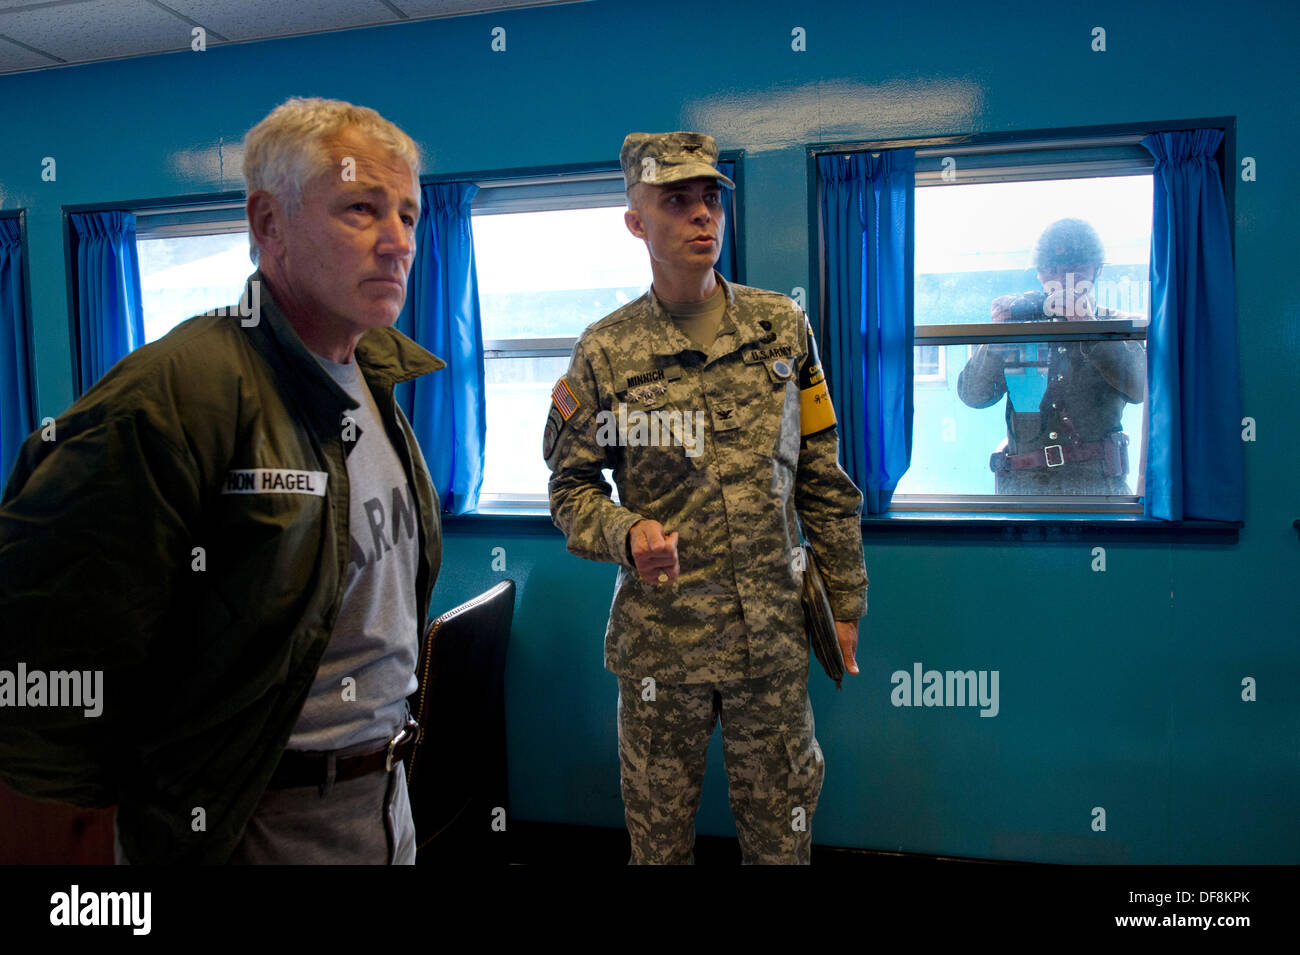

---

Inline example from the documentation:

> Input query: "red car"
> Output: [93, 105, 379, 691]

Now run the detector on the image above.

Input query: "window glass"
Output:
[896, 174, 1152, 503]
[474, 207, 648, 340]
[913, 177, 1152, 326]
[137, 232, 251, 344]
[474, 205, 649, 503]
[901, 343, 1147, 497]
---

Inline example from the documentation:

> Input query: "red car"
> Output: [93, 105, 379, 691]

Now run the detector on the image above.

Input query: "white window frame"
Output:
[914, 343, 947, 386]
[133, 200, 248, 242]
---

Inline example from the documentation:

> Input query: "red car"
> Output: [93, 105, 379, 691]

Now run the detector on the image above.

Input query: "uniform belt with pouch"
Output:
[268, 717, 421, 790]
[800, 542, 844, 689]
[990, 432, 1129, 477]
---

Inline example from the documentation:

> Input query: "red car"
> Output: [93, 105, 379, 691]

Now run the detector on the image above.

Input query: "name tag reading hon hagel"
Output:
[221, 468, 328, 496]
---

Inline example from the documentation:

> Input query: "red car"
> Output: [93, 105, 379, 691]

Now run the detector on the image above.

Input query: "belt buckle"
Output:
[385, 717, 421, 773]
[1044, 444, 1065, 468]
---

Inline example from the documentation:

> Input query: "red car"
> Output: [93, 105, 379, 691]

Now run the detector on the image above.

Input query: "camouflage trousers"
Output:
[616, 659, 824, 865]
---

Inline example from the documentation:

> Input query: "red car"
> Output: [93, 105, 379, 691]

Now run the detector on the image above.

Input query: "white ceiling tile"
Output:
[394, 0, 580, 16]
[0, 0, 588, 75]
[0, 0, 92, 9]
[0, 0, 191, 63]
[0, 30, 62, 71]
[164, 0, 401, 43]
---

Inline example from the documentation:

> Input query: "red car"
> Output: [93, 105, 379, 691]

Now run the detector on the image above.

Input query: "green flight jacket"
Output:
[0, 273, 444, 863]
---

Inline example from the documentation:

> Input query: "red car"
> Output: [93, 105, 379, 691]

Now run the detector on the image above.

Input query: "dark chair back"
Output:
[405, 579, 515, 863]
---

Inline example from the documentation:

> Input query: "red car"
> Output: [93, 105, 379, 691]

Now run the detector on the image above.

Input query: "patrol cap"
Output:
[620, 131, 736, 191]
[1032, 218, 1105, 270]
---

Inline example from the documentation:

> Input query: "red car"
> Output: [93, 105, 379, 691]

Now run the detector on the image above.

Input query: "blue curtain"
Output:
[817, 150, 915, 513]
[395, 182, 486, 515]
[71, 212, 144, 396]
[1141, 130, 1244, 522]
[716, 159, 739, 282]
[0, 217, 34, 482]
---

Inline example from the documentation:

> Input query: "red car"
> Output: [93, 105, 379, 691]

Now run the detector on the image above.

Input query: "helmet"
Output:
[1031, 218, 1105, 271]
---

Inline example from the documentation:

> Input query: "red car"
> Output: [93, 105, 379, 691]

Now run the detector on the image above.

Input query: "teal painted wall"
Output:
[1, 0, 1296, 862]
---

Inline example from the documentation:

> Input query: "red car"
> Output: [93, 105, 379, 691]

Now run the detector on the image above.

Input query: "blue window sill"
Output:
[444, 508, 1241, 544]
[442, 509, 556, 535]
[864, 512, 1241, 543]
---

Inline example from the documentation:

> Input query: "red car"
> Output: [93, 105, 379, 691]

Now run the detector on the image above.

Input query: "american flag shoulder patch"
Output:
[551, 378, 579, 420]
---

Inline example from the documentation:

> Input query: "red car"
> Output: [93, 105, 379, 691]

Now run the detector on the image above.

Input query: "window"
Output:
[471, 172, 651, 507]
[914, 344, 945, 386]
[134, 203, 252, 344]
[894, 139, 1154, 512]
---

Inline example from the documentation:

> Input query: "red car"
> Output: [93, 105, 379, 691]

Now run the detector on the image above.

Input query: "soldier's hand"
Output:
[834, 619, 860, 675]
[628, 520, 680, 586]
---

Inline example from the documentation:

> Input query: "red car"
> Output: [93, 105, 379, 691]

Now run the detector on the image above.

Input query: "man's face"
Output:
[274, 126, 419, 336]
[624, 178, 725, 274]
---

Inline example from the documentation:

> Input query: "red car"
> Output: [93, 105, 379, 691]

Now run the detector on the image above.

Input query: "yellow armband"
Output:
[799, 318, 836, 437]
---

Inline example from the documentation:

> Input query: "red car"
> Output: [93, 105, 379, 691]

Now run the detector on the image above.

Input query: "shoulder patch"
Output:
[551, 378, 579, 421]
[542, 404, 564, 461]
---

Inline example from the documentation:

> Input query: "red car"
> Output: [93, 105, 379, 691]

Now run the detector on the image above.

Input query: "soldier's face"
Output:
[624, 178, 725, 274]
[273, 126, 420, 337]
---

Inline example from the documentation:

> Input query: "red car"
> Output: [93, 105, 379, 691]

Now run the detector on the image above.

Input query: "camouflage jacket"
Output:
[545, 273, 868, 684]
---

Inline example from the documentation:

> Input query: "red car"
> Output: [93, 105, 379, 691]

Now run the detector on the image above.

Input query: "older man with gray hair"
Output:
[0, 97, 443, 864]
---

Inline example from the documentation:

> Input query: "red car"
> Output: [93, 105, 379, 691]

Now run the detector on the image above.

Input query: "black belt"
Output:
[992, 440, 1106, 471]
[268, 718, 420, 790]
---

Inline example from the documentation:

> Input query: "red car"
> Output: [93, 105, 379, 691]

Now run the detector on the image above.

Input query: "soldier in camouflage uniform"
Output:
[957, 218, 1146, 495]
[543, 132, 869, 864]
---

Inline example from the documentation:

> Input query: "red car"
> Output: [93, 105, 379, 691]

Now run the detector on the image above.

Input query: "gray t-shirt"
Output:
[287, 354, 420, 752]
